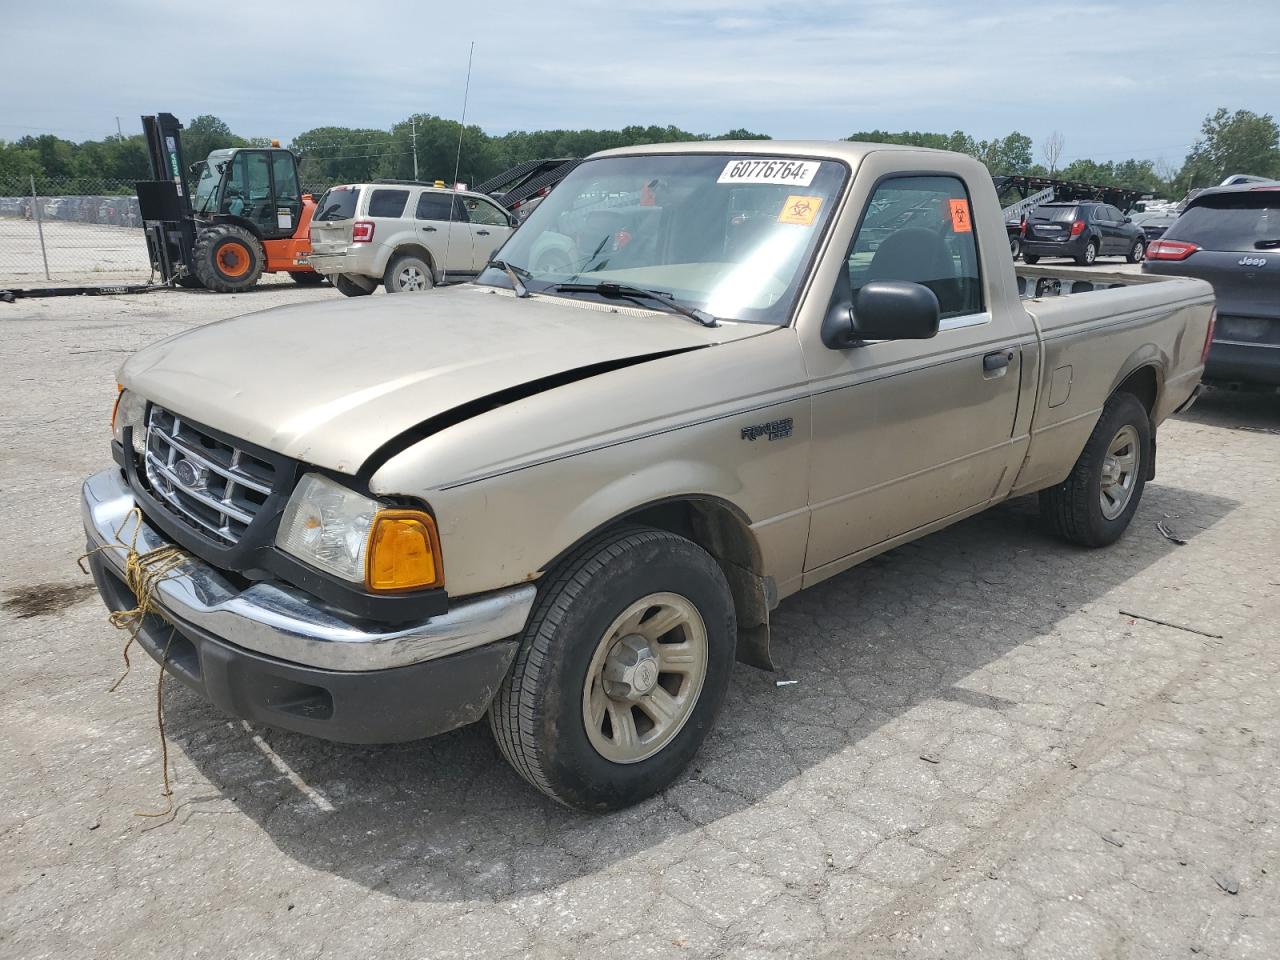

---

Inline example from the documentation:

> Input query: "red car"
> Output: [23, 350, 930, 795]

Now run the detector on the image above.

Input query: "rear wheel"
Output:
[1126, 239, 1146, 264]
[1009, 237, 1021, 260]
[1040, 392, 1150, 547]
[289, 270, 326, 285]
[1023, 253, 1040, 265]
[489, 527, 735, 811]
[192, 225, 264, 292]
[1075, 239, 1099, 266]
[384, 254, 434, 293]
[333, 274, 374, 297]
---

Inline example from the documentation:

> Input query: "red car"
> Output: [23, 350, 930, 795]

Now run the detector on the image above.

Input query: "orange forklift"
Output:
[137, 113, 321, 292]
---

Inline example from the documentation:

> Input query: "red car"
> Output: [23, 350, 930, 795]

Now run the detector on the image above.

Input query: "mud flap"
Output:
[720, 560, 776, 671]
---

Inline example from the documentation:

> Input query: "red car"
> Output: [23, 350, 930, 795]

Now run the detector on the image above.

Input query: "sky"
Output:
[4, 0, 1279, 168]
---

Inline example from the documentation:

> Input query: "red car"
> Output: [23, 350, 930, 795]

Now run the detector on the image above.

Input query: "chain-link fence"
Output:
[0, 177, 341, 286]
[0, 176, 152, 284]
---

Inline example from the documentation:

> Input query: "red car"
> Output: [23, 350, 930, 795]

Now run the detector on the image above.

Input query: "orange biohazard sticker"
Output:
[777, 195, 823, 225]
[949, 198, 972, 232]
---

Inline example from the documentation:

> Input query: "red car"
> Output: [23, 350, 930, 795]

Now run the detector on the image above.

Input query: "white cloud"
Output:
[4, 0, 1276, 165]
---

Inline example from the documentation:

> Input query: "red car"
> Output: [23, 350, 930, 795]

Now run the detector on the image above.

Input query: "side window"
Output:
[367, 189, 409, 218]
[464, 197, 508, 226]
[847, 175, 983, 321]
[271, 152, 299, 203]
[416, 192, 453, 221]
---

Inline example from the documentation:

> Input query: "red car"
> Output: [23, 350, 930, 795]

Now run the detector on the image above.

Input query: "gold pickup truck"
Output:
[85, 141, 1214, 811]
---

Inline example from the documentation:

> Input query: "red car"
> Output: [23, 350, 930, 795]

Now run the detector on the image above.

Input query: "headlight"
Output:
[112, 388, 147, 456]
[276, 473, 443, 591]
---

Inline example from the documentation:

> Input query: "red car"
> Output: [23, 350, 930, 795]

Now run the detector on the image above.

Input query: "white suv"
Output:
[308, 182, 516, 296]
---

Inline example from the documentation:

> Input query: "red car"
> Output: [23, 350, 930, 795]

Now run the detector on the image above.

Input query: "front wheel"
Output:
[489, 527, 736, 811]
[1040, 392, 1151, 547]
[192, 225, 264, 292]
[289, 270, 326, 285]
[1126, 239, 1146, 264]
[1023, 253, 1040, 265]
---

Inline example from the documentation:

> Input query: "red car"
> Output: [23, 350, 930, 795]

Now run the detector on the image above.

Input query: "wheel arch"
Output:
[1110, 361, 1163, 480]
[387, 243, 439, 281]
[543, 494, 776, 671]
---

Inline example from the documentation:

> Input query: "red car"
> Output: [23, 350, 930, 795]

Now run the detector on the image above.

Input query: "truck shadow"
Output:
[1176, 386, 1280, 434]
[164, 481, 1236, 903]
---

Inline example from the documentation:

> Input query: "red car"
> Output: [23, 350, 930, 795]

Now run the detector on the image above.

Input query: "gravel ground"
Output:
[1, 283, 1277, 959]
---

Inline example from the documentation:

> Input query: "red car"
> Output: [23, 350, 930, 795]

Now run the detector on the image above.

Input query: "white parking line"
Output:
[240, 720, 335, 812]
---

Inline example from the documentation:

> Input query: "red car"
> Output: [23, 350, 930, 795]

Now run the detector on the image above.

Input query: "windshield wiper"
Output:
[554, 281, 718, 327]
[489, 258, 531, 298]
[1254, 239, 1280, 250]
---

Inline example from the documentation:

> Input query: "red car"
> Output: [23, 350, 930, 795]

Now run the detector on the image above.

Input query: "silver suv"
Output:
[308, 181, 516, 296]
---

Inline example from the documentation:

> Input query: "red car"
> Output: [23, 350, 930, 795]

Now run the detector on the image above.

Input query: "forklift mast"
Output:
[137, 113, 198, 284]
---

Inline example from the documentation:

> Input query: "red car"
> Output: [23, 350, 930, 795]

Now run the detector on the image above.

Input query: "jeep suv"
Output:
[1021, 201, 1147, 266]
[1144, 183, 1280, 386]
[308, 182, 516, 296]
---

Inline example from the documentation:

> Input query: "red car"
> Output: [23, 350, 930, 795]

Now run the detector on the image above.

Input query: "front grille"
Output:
[143, 405, 277, 545]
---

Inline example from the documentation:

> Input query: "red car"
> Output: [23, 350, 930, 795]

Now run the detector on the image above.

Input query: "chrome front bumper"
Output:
[81, 468, 536, 672]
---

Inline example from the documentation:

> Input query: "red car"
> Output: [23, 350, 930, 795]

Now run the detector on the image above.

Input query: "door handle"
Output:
[983, 349, 1015, 372]
[421, 226, 437, 232]
[475, 229, 491, 236]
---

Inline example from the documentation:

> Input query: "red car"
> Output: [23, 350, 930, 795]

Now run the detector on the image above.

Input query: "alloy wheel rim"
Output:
[1099, 423, 1140, 519]
[399, 266, 427, 290]
[1134, 242, 1145, 261]
[581, 592, 708, 764]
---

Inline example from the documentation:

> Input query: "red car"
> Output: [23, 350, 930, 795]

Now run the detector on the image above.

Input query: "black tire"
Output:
[1040, 392, 1151, 547]
[1126, 239, 1146, 264]
[1009, 237, 1021, 260]
[289, 270, 326, 285]
[489, 526, 736, 811]
[1074, 239, 1099, 266]
[175, 274, 204, 289]
[1023, 253, 1040, 265]
[383, 253, 434, 293]
[192, 225, 264, 292]
[333, 274, 373, 297]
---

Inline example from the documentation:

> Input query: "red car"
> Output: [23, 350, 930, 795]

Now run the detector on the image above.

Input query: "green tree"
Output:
[182, 115, 248, 168]
[1179, 108, 1280, 191]
[292, 126, 394, 186]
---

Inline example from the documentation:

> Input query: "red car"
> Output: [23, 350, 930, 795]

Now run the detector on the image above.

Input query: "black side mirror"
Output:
[822, 280, 941, 348]
[1123, 216, 1133, 223]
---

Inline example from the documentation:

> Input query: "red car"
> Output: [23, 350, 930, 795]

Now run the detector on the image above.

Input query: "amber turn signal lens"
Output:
[365, 510, 443, 592]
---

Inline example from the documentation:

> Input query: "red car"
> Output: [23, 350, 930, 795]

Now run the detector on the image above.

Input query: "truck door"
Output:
[801, 171, 1025, 576]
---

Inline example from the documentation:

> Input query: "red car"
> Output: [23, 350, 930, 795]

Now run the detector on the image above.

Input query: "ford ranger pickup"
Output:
[84, 141, 1215, 810]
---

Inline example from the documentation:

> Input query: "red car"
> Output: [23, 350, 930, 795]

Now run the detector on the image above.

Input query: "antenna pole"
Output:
[411, 117, 419, 180]
[452, 41, 475, 189]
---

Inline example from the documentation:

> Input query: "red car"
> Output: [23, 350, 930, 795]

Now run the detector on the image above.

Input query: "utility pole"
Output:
[411, 117, 419, 181]
[115, 116, 122, 138]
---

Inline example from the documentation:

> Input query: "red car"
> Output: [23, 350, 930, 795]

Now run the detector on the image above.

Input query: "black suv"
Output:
[1021, 201, 1147, 266]
[1144, 183, 1280, 387]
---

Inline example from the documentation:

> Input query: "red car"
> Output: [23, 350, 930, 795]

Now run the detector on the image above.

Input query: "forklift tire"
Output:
[289, 271, 326, 286]
[333, 274, 374, 297]
[193, 226, 265, 293]
[175, 275, 205, 289]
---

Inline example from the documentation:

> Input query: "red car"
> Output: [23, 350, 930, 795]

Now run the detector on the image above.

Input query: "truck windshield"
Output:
[475, 154, 848, 325]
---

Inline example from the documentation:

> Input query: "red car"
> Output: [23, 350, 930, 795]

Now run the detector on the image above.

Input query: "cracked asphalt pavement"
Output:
[2, 284, 1278, 959]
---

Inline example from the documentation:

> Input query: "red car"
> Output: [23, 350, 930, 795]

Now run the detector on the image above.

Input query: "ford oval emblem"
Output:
[173, 458, 207, 489]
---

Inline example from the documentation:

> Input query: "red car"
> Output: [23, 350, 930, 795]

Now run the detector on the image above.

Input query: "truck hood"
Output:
[121, 285, 769, 473]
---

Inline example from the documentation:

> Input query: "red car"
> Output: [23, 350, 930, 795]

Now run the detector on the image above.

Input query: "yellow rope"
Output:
[78, 506, 188, 816]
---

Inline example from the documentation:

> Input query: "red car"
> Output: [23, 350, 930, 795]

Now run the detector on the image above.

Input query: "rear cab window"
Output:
[367, 189, 410, 218]
[315, 186, 360, 222]
[1164, 192, 1280, 252]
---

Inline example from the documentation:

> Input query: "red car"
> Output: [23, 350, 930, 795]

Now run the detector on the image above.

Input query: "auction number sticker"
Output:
[718, 158, 819, 186]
